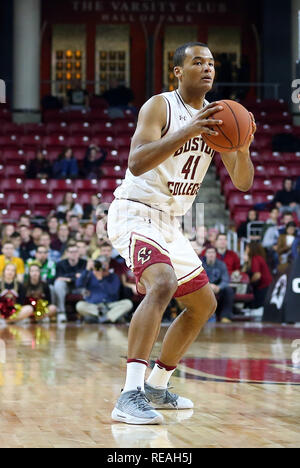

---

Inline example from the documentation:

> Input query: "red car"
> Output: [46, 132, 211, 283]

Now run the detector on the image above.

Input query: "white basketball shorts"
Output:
[106, 198, 209, 297]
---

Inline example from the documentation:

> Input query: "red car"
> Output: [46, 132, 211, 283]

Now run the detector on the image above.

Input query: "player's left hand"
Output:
[237, 112, 256, 155]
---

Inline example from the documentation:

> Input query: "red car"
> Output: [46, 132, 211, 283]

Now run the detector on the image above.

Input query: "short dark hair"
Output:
[173, 42, 209, 67]
[206, 246, 217, 253]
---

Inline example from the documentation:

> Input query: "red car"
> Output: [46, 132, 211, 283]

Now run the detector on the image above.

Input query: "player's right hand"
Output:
[189, 102, 223, 137]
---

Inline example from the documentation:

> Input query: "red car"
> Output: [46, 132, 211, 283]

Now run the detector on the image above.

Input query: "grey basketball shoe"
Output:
[111, 387, 164, 425]
[144, 382, 194, 409]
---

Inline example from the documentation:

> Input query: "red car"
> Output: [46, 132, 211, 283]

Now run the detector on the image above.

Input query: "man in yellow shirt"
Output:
[0, 241, 25, 281]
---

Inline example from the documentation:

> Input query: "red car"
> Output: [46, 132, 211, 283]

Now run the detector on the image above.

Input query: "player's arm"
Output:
[128, 96, 223, 176]
[220, 113, 256, 192]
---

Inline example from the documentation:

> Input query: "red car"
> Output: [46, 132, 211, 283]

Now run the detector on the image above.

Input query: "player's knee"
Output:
[149, 272, 178, 300]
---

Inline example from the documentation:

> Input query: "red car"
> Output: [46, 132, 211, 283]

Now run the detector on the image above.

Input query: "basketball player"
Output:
[105, 42, 255, 424]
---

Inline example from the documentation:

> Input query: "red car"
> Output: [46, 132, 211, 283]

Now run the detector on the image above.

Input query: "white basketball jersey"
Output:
[113, 90, 215, 216]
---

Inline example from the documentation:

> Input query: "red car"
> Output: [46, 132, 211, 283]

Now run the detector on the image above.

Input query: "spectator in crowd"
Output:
[237, 209, 259, 239]
[273, 178, 300, 220]
[76, 240, 89, 260]
[215, 233, 241, 276]
[47, 216, 59, 244]
[91, 241, 126, 278]
[10, 232, 22, 257]
[261, 207, 280, 238]
[31, 226, 43, 248]
[38, 232, 61, 263]
[51, 223, 70, 254]
[1, 224, 16, 246]
[26, 245, 56, 284]
[242, 242, 273, 318]
[207, 228, 219, 248]
[82, 194, 102, 223]
[262, 211, 294, 249]
[75, 256, 133, 323]
[83, 144, 107, 179]
[19, 225, 36, 261]
[0, 241, 25, 281]
[276, 221, 297, 273]
[67, 215, 82, 240]
[56, 192, 83, 221]
[53, 147, 79, 180]
[83, 222, 98, 253]
[25, 149, 52, 179]
[23, 263, 57, 322]
[201, 246, 234, 323]
[65, 79, 89, 110]
[0, 263, 32, 324]
[53, 244, 87, 322]
[18, 214, 31, 228]
[101, 78, 135, 116]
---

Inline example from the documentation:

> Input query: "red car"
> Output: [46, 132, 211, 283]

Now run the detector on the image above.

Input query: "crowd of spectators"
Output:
[0, 192, 298, 326]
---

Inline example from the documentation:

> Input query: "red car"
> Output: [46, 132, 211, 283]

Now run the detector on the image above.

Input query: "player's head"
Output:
[173, 42, 215, 93]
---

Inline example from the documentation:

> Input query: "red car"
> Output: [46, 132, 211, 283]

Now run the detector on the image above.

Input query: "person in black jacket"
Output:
[53, 244, 87, 322]
[273, 178, 300, 220]
[26, 149, 52, 179]
[83, 144, 107, 179]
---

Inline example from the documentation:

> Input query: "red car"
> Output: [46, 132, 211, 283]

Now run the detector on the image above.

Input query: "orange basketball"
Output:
[202, 100, 252, 153]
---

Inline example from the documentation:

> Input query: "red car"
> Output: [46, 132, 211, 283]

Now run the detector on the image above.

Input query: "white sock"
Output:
[146, 363, 176, 389]
[122, 360, 148, 393]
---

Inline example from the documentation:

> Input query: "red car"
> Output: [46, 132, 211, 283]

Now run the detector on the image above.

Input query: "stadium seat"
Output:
[112, 120, 135, 135]
[69, 122, 92, 135]
[5, 165, 26, 177]
[43, 109, 65, 122]
[29, 193, 55, 212]
[101, 165, 126, 178]
[63, 110, 92, 122]
[19, 134, 42, 149]
[1, 122, 23, 135]
[67, 135, 91, 147]
[43, 134, 67, 147]
[227, 193, 254, 213]
[91, 135, 115, 149]
[48, 179, 74, 193]
[90, 109, 110, 120]
[0, 135, 19, 149]
[0, 108, 12, 121]
[118, 148, 129, 166]
[101, 191, 114, 203]
[232, 209, 251, 227]
[74, 179, 99, 192]
[99, 179, 118, 191]
[2, 149, 27, 163]
[24, 179, 49, 194]
[91, 121, 113, 135]
[22, 123, 46, 136]
[105, 149, 120, 164]
[7, 193, 30, 209]
[0, 178, 24, 193]
[114, 135, 132, 148]
[45, 121, 68, 135]
[266, 164, 289, 178]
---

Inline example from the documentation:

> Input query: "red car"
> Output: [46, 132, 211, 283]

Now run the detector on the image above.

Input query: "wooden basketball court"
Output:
[0, 322, 299, 448]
